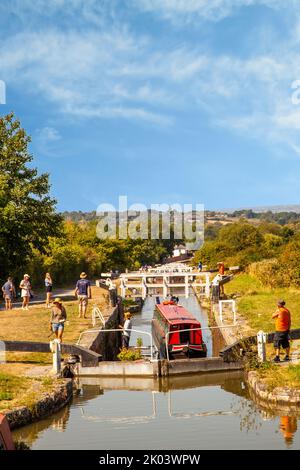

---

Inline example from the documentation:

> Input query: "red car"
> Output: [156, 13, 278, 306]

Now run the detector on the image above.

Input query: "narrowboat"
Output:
[152, 300, 207, 359]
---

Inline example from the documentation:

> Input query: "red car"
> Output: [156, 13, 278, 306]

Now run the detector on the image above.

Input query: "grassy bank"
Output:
[252, 363, 300, 390]
[226, 273, 300, 332]
[0, 286, 109, 368]
[0, 368, 58, 413]
[226, 273, 300, 389]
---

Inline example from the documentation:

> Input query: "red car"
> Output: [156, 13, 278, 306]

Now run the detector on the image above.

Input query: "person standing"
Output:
[272, 300, 291, 362]
[198, 261, 203, 272]
[217, 262, 225, 275]
[75, 272, 92, 318]
[119, 311, 133, 349]
[49, 298, 67, 342]
[2, 277, 16, 310]
[45, 273, 53, 308]
[19, 274, 31, 310]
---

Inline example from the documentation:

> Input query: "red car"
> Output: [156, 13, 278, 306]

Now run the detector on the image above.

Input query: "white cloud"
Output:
[1, 1, 300, 155]
[36, 126, 61, 142]
[134, 0, 294, 23]
[0, 29, 173, 126]
[35, 126, 62, 158]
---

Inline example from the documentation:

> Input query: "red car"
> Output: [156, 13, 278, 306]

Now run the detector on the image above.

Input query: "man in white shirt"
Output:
[120, 311, 133, 349]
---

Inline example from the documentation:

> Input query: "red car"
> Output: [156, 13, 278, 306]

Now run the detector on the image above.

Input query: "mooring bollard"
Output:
[257, 330, 267, 362]
[50, 339, 61, 374]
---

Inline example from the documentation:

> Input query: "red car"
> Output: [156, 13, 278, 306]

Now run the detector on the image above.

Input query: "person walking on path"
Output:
[119, 311, 133, 349]
[75, 272, 92, 318]
[272, 300, 291, 362]
[49, 297, 67, 342]
[2, 277, 16, 310]
[45, 273, 53, 308]
[19, 274, 31, 310]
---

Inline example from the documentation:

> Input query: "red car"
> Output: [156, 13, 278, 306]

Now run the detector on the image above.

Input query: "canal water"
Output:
[12, 296, 300, 449]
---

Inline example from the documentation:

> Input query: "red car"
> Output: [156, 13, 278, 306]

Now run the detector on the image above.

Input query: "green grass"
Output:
[255, 363, 300, 390]
[226, 273, 300, 333]
[0, 371, 58, 412]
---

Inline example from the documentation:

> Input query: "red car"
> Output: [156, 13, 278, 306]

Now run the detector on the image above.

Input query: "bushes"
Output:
[195, 220, 294, 277]
[248, 259, 280, 288]
[117, 348, 141, 361]
[195, 222, 267, 269]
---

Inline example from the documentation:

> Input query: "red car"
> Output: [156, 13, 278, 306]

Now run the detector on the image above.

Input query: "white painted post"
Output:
[50, 339, 61, 374]
[185, 274, 189, 298]
[257, 330, 267, 362]
[232, 300, 236, 324]
[120, 279, 126, 298]
[205, 273, 210, 299]
[163, 275, 168, 298]
[142, 278, 147, 300]
[219, 301, 223, 323]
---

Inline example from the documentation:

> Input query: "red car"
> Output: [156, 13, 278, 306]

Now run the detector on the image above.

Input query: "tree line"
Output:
[194, 219, 300, 287]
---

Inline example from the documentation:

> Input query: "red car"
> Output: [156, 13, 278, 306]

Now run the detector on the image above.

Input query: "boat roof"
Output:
[156, 303, 201, 325]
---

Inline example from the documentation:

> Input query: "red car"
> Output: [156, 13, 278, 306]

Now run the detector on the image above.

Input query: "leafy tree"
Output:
[218, 223, 263, 252]
[0, 113, 62, 279]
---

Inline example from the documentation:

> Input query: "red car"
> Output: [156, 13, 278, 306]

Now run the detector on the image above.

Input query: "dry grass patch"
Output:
[255, 363, 300, 391]
[0, 286, 109, 366]
[0, 367, 58, 413]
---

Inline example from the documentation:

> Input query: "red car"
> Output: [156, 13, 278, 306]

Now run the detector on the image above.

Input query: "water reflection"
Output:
[280, 416, 298, 447]
[11, 296, 300, 449]
[12, 372, 300, 450]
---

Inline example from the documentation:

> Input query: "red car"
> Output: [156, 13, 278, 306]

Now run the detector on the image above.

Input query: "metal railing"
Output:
[77, 328, 156, 361]
[166, 390, 236, 418]
[92, 305, 105, 327]
[218, 300, 236, 323]
[165, 324, 238, 362]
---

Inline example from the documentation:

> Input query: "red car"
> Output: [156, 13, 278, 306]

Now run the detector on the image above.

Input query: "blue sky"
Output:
[1, 0, 300, 211]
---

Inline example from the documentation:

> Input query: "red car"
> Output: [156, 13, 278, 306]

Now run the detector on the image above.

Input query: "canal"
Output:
[12, 296, 300, 449]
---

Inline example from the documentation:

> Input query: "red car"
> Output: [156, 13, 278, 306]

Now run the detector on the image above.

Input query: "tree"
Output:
[0, 113, 62, 279]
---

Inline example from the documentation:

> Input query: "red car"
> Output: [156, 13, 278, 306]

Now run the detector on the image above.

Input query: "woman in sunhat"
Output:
[19, 274, 31, 310]
[50, 298, 67, 342]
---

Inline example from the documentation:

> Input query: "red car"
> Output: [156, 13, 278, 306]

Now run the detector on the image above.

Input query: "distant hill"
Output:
[224, 205, 300, 214]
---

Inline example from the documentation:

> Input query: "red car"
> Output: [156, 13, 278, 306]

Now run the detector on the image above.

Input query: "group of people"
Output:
[1, 268, 294, 359]
[1, 270, 133, 347]
[1, 273, 53, 311]
[1, 271, 92, 313]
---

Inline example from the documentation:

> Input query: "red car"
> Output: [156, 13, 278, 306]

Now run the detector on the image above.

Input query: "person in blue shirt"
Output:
[2, 277, 16, 310]
[75, 272, 92, 318]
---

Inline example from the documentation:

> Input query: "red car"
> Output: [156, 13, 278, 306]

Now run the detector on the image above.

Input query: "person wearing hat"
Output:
[119, 312, 133, 349]
[19, 274, 32, 310]
[50, 298, 67, 342]
[75, 272, 92, 318]
[272, 300, 291, 362]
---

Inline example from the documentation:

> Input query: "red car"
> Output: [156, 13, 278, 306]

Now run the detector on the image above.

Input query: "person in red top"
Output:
[217, 262, 225, 295]
[218, 262, 225, 275]
[272, 300, 291, 362]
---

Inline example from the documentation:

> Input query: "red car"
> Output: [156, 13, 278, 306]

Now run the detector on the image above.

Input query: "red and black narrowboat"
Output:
[152, 301, 207, 359]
